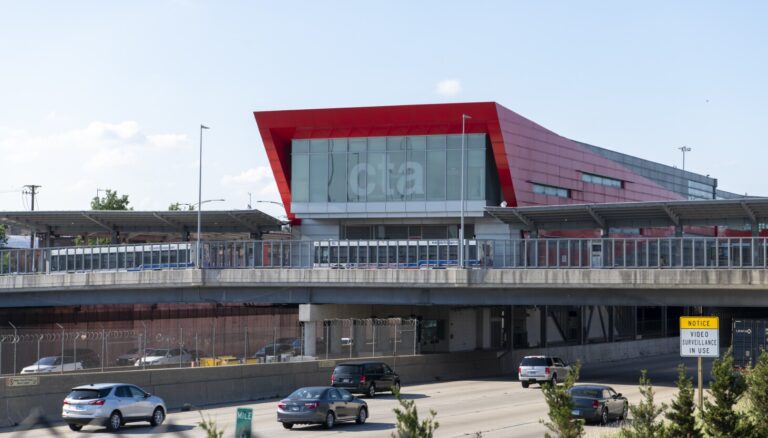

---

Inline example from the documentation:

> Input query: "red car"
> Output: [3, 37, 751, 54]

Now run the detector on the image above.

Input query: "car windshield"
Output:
[34, 357, 61, 366]
[570, 388, 602, 398]
[334, 365, 361, 374]
[287, 388, 325, 400]
[68, 388, 112, 400]
[521, 357, 548, 366]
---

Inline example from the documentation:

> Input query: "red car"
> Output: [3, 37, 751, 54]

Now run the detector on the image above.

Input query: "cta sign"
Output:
[680, 316, 719, 357]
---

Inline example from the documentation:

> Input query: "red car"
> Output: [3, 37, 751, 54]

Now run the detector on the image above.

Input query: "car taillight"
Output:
[592, 400, 600, 409]
[277, 402, 287, 410]
[304, 402, 318, 410]
[518, 367, 522, 375]
[545, 367, 550, 375]
[62, 400, 70, 405]
[331, 374, 335, 384]
[90, 399, 105, 406]
[360, 375, 366, 383]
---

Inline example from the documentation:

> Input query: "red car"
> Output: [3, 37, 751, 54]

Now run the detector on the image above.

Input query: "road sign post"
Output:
[680, 316, 719, 410]
[235, 407, 252, 438]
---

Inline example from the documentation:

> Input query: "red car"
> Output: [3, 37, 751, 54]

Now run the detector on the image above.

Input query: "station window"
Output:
[532, 183, 569, 198]
[581, 172, 623, 188]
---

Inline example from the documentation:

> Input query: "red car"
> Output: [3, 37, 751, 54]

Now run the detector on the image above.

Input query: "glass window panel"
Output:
[347, 152, 366, 202]
[468, 134, 486, 149]
[427, 150, 446, 200]
[581, 172, 622, 188]
[467, 149, 485, 200]
[446, 134, 462, 149]
[387, 136, 406, 150]
[407, 149, 426, 201]
[291, 154, 309, 202]
[408, 136, 426, 150]
[310, 139, 328, 153]
[329, 153, 347, 202]
[349, 138, 366, 153]
[309, 153, 328, 202]
[446, 149, 462, 200]
[427, 135, 446, 150]
[367, 152, 386, 201]
[332, 138, 348, 152]
[387, 150, 407, 201]
[369, 137, 386, 151]
[293, 139, 309, 153]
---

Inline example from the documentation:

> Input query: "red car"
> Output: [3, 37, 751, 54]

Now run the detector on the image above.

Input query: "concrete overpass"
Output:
[2, 268, 767, 308]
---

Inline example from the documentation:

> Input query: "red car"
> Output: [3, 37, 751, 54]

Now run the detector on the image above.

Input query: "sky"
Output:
[1, 1, 767, 220]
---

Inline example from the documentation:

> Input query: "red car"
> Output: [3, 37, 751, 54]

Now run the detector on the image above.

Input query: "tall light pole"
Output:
[197, 124, 210, 268]
[459, 114, 472, 269]
[180, 199, 225, 210]
[679, 146, 691, 171]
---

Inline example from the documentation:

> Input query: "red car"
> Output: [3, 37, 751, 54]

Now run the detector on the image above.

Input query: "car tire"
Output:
[521, 381, 529, 388]
[68, 424, 83, 431]
[619, 403, 628, 421]
[150, 407, 165, 426]
[356, 407, 367, 425]
[324, 411, 336, 429]
[391, 381, 401, 394]
[367, 383, 376, 398]
[550, 374, 557, 386]
[107, 411, 122, 431]
[600, 408, 608, 426]
[282, 423, 294, 429]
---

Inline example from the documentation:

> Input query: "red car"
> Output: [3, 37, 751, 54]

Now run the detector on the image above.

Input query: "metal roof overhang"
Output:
[486, 198, 768, 230]
[0, 210, 285, 235]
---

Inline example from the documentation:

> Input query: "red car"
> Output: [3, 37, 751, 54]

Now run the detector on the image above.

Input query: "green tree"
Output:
[168, 202, 194, 211]
[665, 364, 702, 438]
[0, 223, 7, 247]
[91, 189, 131, 210]
[540, 361, 584, 438]
[745, 350, 768, 437]
[391, 385, 439, 438]
[702, 348, 747, 438]
[619, 370, 666, 438]
[198, 412, 224, 438]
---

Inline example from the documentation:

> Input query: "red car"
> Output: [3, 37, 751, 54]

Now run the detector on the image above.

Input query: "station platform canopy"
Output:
[486, 198, 768, 230]
[0, 210, 285, 236]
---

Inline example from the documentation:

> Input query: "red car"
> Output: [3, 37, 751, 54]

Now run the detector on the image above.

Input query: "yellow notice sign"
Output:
[680, 316, 719, 330]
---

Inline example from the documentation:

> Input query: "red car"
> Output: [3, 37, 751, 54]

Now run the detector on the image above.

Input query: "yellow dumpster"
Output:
[217, 355, 239, 365]
[199, 357, 216, 367]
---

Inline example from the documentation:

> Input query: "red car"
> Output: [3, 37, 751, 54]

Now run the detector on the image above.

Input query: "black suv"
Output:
[331, 361, 400, 398]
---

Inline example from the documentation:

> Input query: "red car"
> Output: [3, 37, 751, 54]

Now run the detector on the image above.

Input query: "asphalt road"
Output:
[3, 353, 715, 438]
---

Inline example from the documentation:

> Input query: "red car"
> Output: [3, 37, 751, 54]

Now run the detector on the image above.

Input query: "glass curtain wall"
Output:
[291, 134, 487, 204]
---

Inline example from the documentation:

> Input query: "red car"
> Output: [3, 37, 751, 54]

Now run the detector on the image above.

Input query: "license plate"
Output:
[571, 410, 580, 416]
[343, 378, 351, 383]
[70, 405, 86, 411]
[290, 406, 299, 412]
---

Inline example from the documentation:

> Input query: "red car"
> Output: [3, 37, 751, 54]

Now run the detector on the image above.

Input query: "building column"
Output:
[303, 322, 316, 357]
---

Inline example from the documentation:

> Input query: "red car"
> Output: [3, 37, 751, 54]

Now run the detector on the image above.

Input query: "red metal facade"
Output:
[254, 102, 684, 219]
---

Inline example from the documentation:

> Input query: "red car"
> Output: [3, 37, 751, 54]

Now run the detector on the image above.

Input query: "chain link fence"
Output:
[0, 318, 419, 376]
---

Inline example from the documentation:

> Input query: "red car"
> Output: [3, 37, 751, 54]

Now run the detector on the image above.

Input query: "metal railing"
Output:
[2, 237, 768, 275]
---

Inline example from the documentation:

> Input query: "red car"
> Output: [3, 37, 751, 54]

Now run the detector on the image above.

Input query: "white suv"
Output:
[62, 383, 166, 431]
[518, 356, 571, 388]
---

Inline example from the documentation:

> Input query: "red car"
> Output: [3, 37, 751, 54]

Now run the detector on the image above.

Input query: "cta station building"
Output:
[254, 102, 753, 355]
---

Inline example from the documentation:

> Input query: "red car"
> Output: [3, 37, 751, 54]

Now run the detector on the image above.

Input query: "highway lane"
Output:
[3, 353, 713, 437]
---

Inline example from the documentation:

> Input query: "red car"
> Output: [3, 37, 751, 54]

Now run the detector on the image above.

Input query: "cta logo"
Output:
[349, 161, 424, 197]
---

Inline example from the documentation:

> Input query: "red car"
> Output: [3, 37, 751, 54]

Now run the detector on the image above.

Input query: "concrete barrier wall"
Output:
[500, 337, 680, 374]
[0, 350, 502, 427]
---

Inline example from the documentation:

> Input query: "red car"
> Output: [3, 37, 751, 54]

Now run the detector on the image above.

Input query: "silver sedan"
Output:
[276, 386, 368, 429]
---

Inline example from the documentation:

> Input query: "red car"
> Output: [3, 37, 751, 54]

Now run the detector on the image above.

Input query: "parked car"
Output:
[115, 348, 147, 366]
[276, 337, 304, 355]
[331, 361, 400, 398]
[134, 348, 192, 366]
[518, 355, 571, 388]
[276, 386, 368, 430]
[63, 348, 101, 369]
[569, 384, 628, 425]
[21, 356, 83, 374]
[252, 343, 295, 360]
[62, 383, 166, 432]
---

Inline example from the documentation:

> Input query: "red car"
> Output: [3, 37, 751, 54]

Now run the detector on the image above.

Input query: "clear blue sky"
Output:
[1, 1, 766, 217]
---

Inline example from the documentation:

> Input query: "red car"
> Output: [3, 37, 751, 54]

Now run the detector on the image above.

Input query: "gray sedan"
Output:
[569, 384, 628, 425]
[276, 386, 368, 429]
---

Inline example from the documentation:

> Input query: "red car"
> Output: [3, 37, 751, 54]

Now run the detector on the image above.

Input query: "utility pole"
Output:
[678, 146, 691, 171]
[23, 185, 41, 248]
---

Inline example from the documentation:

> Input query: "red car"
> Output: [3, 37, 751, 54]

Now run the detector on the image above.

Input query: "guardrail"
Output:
[2, 237, 768, 275]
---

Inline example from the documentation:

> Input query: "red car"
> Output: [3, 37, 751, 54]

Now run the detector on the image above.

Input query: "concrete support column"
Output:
[482, 308, 491, 349]
[303, 322, 316, 357]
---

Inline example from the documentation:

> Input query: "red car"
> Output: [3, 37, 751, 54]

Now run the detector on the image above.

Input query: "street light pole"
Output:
[678, 146, 691, 171]
[459, 114, 471, 269]
[197, 124, 210, 268]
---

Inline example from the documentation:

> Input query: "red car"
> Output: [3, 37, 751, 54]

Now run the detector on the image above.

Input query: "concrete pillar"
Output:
[482, 308, 491, 349]
[303, 322, 316, 357]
